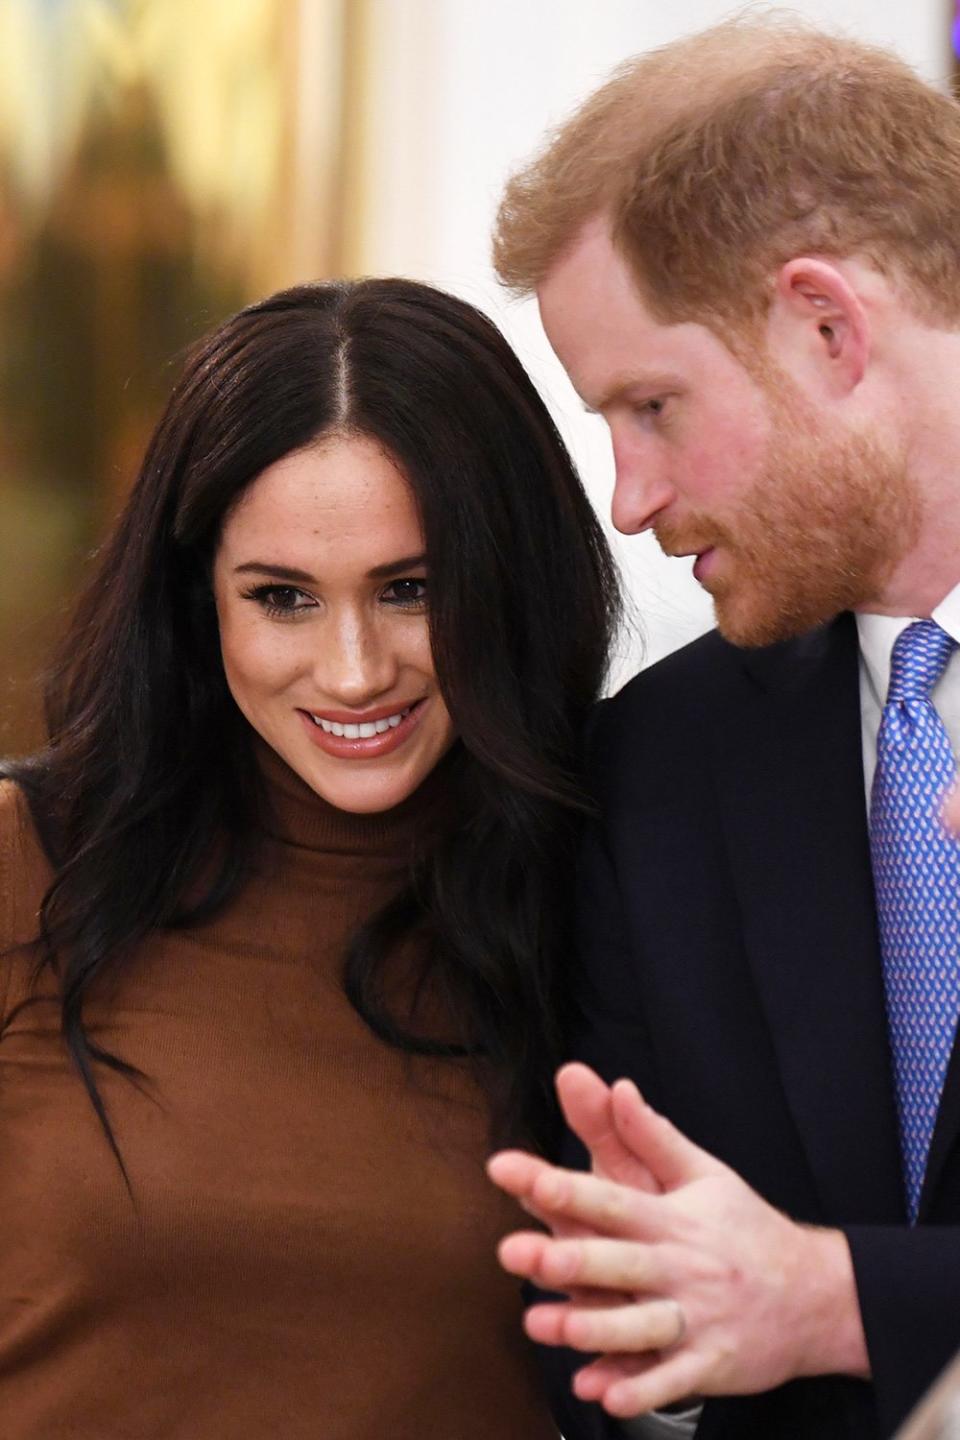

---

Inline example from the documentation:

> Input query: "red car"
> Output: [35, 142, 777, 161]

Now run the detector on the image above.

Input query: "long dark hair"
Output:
[3, 279, 620, 1165]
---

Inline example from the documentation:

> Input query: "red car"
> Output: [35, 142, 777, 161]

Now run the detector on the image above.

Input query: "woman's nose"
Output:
[311, 611, 398, 707]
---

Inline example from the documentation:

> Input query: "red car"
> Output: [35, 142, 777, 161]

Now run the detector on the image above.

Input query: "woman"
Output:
[0, 278, 619, 1438]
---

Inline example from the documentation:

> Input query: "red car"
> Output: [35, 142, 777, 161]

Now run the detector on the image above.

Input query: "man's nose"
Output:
[608, 430, 675, 535]
[312, 611, 397, 706]
[610, 457, 676, 535]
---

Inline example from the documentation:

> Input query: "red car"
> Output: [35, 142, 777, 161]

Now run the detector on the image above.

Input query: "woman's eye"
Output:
[244, 585, 314, 618]
[382, 578, 428, 608]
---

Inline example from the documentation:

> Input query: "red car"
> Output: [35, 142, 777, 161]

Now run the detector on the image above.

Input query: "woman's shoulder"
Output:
[0, 778, 52, 951]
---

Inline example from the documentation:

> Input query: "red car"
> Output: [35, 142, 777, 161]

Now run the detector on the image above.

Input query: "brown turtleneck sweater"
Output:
[0, 752, 558, 1439]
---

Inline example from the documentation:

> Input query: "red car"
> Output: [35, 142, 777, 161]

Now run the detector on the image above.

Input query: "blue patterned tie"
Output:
[870, 619, 960, 1221]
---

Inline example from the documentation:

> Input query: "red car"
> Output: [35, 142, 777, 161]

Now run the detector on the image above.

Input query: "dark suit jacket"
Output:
[549, 613, 960, 1440]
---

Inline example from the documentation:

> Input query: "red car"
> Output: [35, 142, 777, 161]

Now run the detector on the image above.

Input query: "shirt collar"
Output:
[856, 581, 960, 706]
[933, 583, 960, 646]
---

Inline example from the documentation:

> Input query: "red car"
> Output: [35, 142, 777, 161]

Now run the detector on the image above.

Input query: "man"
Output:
[485, 16, 960, 1440]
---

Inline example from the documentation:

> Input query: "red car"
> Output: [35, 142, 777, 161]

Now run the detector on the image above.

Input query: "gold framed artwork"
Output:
[0, 0, 370, 754]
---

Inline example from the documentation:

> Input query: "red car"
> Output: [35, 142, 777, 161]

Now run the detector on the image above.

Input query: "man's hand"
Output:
[942, 782, 960, 836]
[488, 1069, 869, 1418]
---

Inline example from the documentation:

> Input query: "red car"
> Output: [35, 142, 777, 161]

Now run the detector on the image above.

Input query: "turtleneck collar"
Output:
[252, 735, 458, 857]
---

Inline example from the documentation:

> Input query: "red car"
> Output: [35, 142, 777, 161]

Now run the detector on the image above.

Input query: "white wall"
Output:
[355, 0, 951, 688]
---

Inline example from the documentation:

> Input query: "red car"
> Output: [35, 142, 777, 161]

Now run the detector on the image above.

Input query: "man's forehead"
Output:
[539, 214, 636, 306]
[537, 220, 688, 366]
[538, 279, 699, 408]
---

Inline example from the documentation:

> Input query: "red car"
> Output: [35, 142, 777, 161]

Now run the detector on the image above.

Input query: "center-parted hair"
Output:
[494, 14, 960, 327]
[4, 279, 620, 1169]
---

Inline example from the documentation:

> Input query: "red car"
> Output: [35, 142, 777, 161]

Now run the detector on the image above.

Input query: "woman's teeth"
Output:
[311, 704, 413, 739]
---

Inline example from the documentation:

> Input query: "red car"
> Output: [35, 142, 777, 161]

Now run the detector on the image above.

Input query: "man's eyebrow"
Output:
[233, 554, 428, 583]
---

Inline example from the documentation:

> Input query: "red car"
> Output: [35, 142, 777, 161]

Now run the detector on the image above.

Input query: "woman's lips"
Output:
[297, 698, 427, 759]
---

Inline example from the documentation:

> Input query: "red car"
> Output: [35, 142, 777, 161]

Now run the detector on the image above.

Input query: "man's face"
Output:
[537, 216, 916, 647]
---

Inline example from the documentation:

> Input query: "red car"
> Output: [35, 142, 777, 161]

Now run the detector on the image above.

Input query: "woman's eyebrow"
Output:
[366, 553, 427, 579]
[232, 555, 427, 583]
[233, 562, 317, 583]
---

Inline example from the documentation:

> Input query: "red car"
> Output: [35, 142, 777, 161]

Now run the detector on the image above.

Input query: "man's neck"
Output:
[863, 505, 960, 620]
[865, 333, 960, 618]
[858, 574, 960, 621]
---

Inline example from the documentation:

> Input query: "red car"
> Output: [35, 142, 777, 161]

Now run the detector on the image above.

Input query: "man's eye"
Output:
[640, 398, 666, 416]
[382, 578, 428, 608]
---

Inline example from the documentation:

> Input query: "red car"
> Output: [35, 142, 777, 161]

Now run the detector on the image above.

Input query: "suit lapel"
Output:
[711, 613, 904, 1222]
[922, 1044, 960, 1216]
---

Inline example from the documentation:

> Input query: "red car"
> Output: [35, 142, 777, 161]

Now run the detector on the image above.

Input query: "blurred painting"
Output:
[0, 0, 364, 753]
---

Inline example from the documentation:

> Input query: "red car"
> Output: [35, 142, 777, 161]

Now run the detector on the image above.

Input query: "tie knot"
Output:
[887, 620, 957, 703]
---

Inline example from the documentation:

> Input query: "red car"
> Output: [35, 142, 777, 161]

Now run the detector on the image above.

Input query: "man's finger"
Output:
[525, 1297, 686, 1353]
[611, 1079, 723, 1188]
[572, 1353, 654, 1403]
[941, 781, 960, 836]
[487, 1148, 552, 1195]
[489, 1152, 659, 1237]
[515, 1193, 595, 1239]
[556, 1063, 659, 1192]
[487, 1152, 598, 1241]
[531, 1164, 660, 1237]
[602, 1349, 705, 1418]
[498, 1231, 669, 1294]
[509, 1291, 625, 1345]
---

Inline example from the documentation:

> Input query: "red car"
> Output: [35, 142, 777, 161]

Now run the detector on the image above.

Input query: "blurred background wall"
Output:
[0, 0, 955, 754]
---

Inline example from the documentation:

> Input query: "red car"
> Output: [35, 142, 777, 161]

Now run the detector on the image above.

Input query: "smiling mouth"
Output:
[297, 698, 427, 759]
[308, 703, 414, 739]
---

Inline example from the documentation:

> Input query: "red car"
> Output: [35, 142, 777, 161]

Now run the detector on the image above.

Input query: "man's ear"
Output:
[765, 257, 869, 397]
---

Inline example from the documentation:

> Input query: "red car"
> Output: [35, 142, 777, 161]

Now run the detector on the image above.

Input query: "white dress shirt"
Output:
[614, 590, 960, 1440]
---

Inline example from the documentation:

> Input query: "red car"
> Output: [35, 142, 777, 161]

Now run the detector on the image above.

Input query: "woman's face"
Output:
[213, 433, 456, 814]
